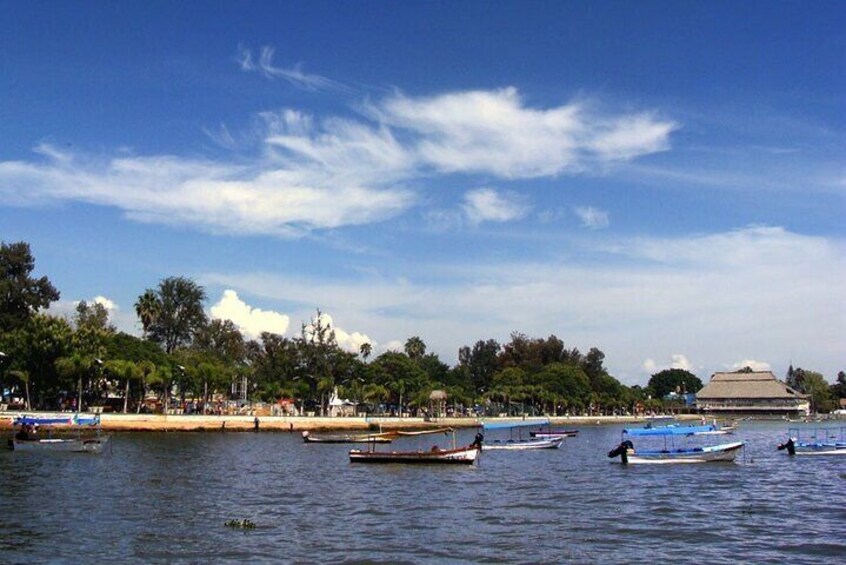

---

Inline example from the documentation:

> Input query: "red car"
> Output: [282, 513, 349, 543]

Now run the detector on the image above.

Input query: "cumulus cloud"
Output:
[730, 359, 772, 372]
[641, 354, 695, 374]
[92, 295, 117, 311]
[210, 290, 290, 339]
[574, 206, 609, 229]
[303, 311, 373, 354]
[0, 86, 674, 238]
[205, 226, 845, 384]
[462, 188, 530, 225]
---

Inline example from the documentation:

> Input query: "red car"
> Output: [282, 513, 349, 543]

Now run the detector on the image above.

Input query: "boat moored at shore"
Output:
[7, 414, 110, 454]
[481, 419, 565, 450]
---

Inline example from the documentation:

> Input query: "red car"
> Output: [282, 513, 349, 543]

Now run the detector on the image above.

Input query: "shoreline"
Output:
[0, 411, 702, 432]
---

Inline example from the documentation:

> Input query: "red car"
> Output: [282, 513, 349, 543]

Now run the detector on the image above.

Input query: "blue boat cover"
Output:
[14, 416, 73, 426]
[623, 424, 717, 437]
[482, 419, 550, 431]
[14, 414, 100, 426]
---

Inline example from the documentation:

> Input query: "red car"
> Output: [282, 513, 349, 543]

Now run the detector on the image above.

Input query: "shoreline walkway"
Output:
[0, 411, 701, 432]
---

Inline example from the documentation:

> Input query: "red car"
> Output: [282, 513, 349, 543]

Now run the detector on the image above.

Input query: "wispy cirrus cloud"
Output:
[374, 87, 677, 178]
[574, 206, 609, 229]
[462, 188, 530, 225]
[0, 86, 675, 237]
[237, 45, 350, 93]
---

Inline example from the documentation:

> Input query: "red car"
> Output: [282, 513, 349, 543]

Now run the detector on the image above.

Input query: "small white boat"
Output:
[482, 437, 564, 450]
[608, 425, 743, 465]
[8, 414, 110, 454]
[529, 429, 579, 440]
[302, 430, 393, 444]
[480, 419, 564, 450]
[777, 427, 846, 457]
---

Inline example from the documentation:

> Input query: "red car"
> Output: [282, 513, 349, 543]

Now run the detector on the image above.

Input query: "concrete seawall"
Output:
[1, 411, 700, 432]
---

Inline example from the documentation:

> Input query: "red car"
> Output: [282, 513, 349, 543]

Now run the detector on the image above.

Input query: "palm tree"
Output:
[359, 342, 372, 363]
[134, 290, 161, 339]
[404, 336, 426, 360]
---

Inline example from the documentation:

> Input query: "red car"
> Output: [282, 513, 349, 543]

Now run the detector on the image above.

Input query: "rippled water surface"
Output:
[1, 421, 844, 563]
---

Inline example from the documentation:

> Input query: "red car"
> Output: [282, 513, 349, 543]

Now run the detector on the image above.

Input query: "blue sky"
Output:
[1, 1, 844, 384]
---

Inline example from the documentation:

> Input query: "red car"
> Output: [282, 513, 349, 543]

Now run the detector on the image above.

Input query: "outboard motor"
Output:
[608, 440, 634, 464]
[777, 437, 796, 456]
[472, 432, 484, 449]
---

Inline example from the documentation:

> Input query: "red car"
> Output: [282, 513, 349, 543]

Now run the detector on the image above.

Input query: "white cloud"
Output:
[376, 88, 676, 177]
[382, 340, 404, 353]
[462, 188, 530, 225]
[640, 354, 695, 375]
[574, 206, 609, 229]
[0, 87, 673, 238]
[303, 311, 373, 354]
[730, 359, 772, 372]
[237, 45, 348, 92]
[205, 226, 845, 385]
[92, 296, 117, 311]
[210, 290, 290, 339]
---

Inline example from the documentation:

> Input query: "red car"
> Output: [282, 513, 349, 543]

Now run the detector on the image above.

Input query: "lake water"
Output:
[1, 421, 844, 564]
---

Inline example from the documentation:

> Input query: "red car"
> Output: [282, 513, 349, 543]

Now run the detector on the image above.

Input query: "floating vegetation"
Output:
[225, 519, 256, 529]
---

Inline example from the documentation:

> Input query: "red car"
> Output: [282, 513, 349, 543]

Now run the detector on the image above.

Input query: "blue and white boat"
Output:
[608, 425, 744, 465]
[480, 419, 564, 450]
[777, 427, 846, 456]
[7, 414, 110, 453]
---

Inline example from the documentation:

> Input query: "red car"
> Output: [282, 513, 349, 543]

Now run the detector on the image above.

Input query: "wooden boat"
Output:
[7, 414, 110, 454]
[302, 430, 393, 444]
[777, 427, 846, 456]
[480, 419, 564, 450]
[349, 429, 481, 465]
[349, 443, 481, 464]
[529, 429, 579, 439]
[607, 425, 744, 465]
[483, 436, 564, 450]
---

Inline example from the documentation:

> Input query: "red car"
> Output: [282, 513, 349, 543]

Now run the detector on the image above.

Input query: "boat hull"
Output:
[792, 447, 846, 456]
[10, 436, 109, 454]
[349, 445, 479, 464]
[621, 441, 744, 465]
[529, 431, 578, 439]
[482, 437, 564, 450]
[304, 435, 392, 444]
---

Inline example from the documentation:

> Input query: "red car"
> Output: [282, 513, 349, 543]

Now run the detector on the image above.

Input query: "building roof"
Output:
[697, 371, 806, 400]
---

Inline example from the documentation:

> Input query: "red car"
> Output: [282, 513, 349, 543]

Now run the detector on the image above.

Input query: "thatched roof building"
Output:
[696, 371, 809, 416]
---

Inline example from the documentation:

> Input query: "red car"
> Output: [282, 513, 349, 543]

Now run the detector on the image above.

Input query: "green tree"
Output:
[792, 368, 836, 413]
[0, 241, 60, 332]
[370, 351, 429, 415]
[458, 339, 500, 394]
[194, 319, 246, 363]
[146, 277, 208, 354]
[647, 369, 703, 399]
[8, 314, 73, 408]
[73, 300, 115, 358]
[404, 336, 426, 360]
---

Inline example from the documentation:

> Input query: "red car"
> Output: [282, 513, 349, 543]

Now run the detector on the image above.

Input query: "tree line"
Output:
[1, 240, 843, 416]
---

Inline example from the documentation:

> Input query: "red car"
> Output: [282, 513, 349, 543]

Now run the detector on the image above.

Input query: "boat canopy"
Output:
[624, 424, 717, 437]
[13, 414, 101, 426]
[13, 416, 72, 426]
[481, 419, 550, 431]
